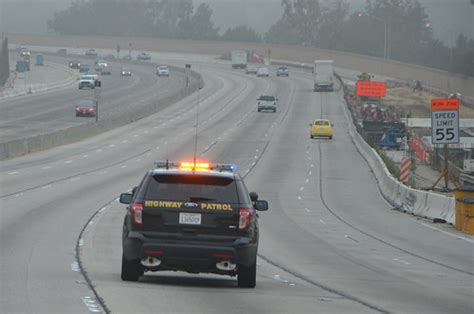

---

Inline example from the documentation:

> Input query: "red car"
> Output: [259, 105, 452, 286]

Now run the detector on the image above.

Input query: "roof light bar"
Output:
[153, 161, 236, 172]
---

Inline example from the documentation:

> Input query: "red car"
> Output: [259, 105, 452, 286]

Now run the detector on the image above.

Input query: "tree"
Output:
[281, 0, 324, 47]
[185, 3, 219, 40]
[221, 25, 261, 43]
[264, 15, 301, 45]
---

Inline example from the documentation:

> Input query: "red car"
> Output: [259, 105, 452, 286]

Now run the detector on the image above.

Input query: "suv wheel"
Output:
[238, 259, 256, 288]
[121, 255, 142, 281]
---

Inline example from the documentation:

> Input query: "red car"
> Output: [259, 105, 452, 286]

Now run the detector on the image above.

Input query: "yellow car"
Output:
[310, 119, 333, 139]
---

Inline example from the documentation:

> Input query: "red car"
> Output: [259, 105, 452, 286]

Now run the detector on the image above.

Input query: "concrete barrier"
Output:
[0, 68, 202, 160]
[336, 73, 455, 224]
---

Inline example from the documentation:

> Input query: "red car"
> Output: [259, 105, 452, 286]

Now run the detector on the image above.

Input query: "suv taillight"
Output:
[130, 203, 143, 225]
[239, 209, 252, 231]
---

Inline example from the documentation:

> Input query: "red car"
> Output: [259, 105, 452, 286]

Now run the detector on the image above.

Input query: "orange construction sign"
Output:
[431, 98, 460, 111]
[356, 81, 387, 97]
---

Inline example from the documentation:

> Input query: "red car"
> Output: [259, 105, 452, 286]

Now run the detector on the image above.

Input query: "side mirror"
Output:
[120, 192, 133, 204]
[331, 123, 334, 127]
[254, 200, 268, 211]
[249, 192, 258, 202]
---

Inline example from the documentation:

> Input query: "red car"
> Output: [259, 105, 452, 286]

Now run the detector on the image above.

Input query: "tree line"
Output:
[48, 0, 473, 76]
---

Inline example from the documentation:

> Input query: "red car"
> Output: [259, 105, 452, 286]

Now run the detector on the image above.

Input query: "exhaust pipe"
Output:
[141, 256, 161, 267]
[216, 260, 236, 271]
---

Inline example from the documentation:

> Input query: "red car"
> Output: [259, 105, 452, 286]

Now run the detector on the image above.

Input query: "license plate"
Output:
[179, 213, 201, 225]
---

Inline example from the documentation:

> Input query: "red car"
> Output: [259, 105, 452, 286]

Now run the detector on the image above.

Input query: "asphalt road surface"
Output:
[0, 55, 188, 142]
[1, 58, 473, 314]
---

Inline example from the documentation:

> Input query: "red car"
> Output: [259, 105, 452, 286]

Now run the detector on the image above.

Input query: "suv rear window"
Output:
[258, 96, 275, 101]
[144, 174, 239, 203]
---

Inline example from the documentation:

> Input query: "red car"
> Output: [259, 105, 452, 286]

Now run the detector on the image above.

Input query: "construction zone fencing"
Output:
[0, 37, 9, 87]
[336, 72, 455, 225]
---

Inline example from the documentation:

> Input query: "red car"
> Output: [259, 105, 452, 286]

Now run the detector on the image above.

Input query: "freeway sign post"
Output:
[431, 98, 460, 144]
[430, 98, 460, 190]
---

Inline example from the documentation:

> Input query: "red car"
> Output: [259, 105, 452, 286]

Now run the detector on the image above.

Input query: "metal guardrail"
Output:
[459, 171, 474, 185]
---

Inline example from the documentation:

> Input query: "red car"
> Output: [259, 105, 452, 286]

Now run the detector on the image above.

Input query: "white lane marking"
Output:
[254, 155, 258, 159]
[71, 261, 80, 272]
[83, 155, 89, 158]
[305, 178, 309, 183]
[79, 238, 84, 246]
[96, 149, 103, 153]
[7, 171, 19, 175]
[82, 296, 101, 313]
[144, 130, 149, 134]
[273, 274, 296, 286]
[305, 208, 310, 213]
[156, 146, 160, 149]
[420, 222, 474, 244]
[133, 134, 139, 138]
[41, 166, 52, 170]
[309, 170, 312, 175]
[14, 193, 24, 198]
[109, 144, 116, 147]
[64, 160, 73, 164]
[319, 219, 326, 225]
[297, 196, 302, 201]
[393, 258, 411, 265]
[121, 165, 127, 169]
[310, 164, 314, 168]
[256, 149, 259, 152]
[42, 185, 52, 189]
[100, 171, 108, 174]
[136, 159, 142, 162]
[299, 187, 304, 191]
[122, 140, 129, 143]
[153, 126, 159, 129]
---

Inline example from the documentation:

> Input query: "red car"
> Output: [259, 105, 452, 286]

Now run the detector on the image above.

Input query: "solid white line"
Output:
[41, 166, 52, 170]
[297, 196, 302, 200]
[64, 160, 72, 164]
[319, 219, 326, 225]
[7, 171, 19, 175]
[82, 155, 89, 158]
[420, 222, 474, 244]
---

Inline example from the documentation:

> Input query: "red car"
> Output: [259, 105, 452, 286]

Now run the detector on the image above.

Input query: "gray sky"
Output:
[1, 0, 472, 46]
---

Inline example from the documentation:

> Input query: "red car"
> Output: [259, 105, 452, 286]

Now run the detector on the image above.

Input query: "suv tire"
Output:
[238, 259, 256, 288]
[121, 255, 142, 281]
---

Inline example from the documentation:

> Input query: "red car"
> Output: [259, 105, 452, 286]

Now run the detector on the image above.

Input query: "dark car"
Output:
[276, 66, 289, 77]
[75, 99, 96, 117]
[79, 64, 90, 73]
[85, 49, 98, 58]
[137, 52, 151, 60]
[68, 60, 81, 69]
[119, 161, 268, 287]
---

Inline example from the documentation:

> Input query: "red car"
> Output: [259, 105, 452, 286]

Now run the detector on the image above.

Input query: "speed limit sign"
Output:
[431, 99, 460, 144]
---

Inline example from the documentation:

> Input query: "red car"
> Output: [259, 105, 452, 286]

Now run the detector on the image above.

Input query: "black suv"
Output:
[119, 161, 268, 288]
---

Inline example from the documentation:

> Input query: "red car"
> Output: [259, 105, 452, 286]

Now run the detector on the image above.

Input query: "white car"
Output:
[157, 65, 170, 77]
[246, 65, 258, 74]
[79, 77, 95, 89]
[257, 67, 270, 77]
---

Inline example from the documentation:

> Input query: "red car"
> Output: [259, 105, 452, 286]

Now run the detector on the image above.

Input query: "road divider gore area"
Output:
[0, 62, 79, 99]
[335, 73, 456, 225]
[0, 52, 202, 160]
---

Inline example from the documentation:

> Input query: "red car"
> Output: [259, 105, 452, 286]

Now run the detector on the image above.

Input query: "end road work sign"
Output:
[431, 99, 460, 144]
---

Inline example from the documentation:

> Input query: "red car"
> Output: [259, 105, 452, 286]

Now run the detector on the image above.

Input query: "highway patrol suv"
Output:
[119, 161, 268, 288]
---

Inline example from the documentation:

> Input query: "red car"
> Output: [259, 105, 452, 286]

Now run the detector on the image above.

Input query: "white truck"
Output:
[313, 60, 334, 92]
[231, 50, 247, 69]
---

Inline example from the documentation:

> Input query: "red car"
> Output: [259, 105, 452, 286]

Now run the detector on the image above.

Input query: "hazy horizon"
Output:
[1, 0, 472, 47]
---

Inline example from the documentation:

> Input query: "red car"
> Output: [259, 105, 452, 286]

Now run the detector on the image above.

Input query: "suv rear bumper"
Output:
[123, 232, 257, 273]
